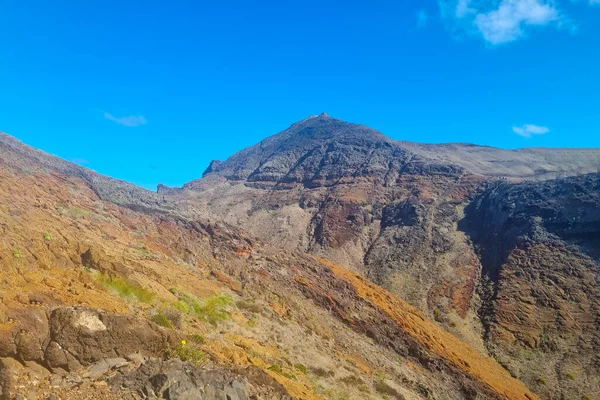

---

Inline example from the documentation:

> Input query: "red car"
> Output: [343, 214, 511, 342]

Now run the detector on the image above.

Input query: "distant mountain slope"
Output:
[162, 114, 600, 399]
[401, 142, 600, 180]
[187, 113, 600, 188]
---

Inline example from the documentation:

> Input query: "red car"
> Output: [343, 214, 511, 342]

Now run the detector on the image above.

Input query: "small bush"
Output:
[173, 301, 190, 313]
[267, 364, 295, 380]
[151, 313, 174, 329]
[167, 340, 206, 366]
[268, 364, 282, 374]
[43, 232, 53, 241]
[537, 377, 547, 385]
[294, 364, 307, 375]
[94, 273, 154, 304]
[12, 250, 23, 259]
[189, 334, 205, 345]
[582, 396, 592, 400]
[163, 309, 183, 329]
[566, 373, 575, 381]
[170, 289, 233, 325]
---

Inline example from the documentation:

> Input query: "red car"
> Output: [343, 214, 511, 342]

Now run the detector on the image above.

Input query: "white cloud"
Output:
[437, 0, 591, 44]
[475, 0, 559, 43]
[513, 124, 550, 138]
[104, 112, 147, 127]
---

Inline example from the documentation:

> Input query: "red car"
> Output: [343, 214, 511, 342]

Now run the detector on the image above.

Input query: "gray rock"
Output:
[110, 359, 250, 400]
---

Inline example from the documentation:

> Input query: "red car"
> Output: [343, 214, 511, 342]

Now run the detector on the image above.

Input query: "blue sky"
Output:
[1, 0, 599, 189]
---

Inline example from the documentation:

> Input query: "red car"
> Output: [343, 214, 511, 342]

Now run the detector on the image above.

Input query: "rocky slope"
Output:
[0, 132, 544, 399]
[148, 114, 600, 400]
[463, 174, 600, 399]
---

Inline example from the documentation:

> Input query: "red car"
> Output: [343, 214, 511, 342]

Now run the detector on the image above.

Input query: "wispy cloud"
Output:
[475, 0, 559, 44]
[437, 0, 590, 44]
[417, 9, 429, 27]
[513, 124, 550, 138]
[104, 112, 147, 127]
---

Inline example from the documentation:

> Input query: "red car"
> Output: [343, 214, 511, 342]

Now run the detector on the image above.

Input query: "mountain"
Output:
[1, 112, 599, 400]
[0, 132, 543, 399]
[155, 114, 600, 400]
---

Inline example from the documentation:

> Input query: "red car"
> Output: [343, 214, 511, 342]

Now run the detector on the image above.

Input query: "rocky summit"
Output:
[0, 114, 599, 400]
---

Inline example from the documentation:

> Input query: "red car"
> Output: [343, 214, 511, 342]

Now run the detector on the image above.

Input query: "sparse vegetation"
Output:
[268, 364, 296, 380]
[43, 232, 53, 241]
[537, 377, 547, 385]
[376, 371, 389, 382]
[268, 364, 283, 374]
[167, 340, 206, 366]
[151, 313, 174, 329]
[294, 363, 307, 375]
[137, 245, 152, 256]
[374, 380, 404, 399]
[93, 272, 154, 304]
[236, 299, 262, 313]
[170, 289, 233, 325]
[566, 373, 576, 381]
[12, 249, 23, 259]
[66, 206, 90, 218]
[189, 334, 205, 345]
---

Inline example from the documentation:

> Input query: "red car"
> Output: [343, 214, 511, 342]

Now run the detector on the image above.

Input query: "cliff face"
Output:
[463, 175, 600, 399]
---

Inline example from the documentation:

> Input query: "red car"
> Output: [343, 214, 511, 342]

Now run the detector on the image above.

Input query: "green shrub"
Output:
[268, 364, 282, 374]
[170, 289, 233, 325]
[43, 232, 53, 241]
[167, 340, 206, 366]
[12, 250, 23, 259]
[295, 364, 308, 375]
[566, 373, 576, 381]
[537, 377, 547, 385]
[268, 364, 295, 379]
[173, 301, 190, 313]
[151, 313, 174, 329]
[189, 334, 205, 345]
[94, 273, 154, 304]
[163, 308, 183, 329]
